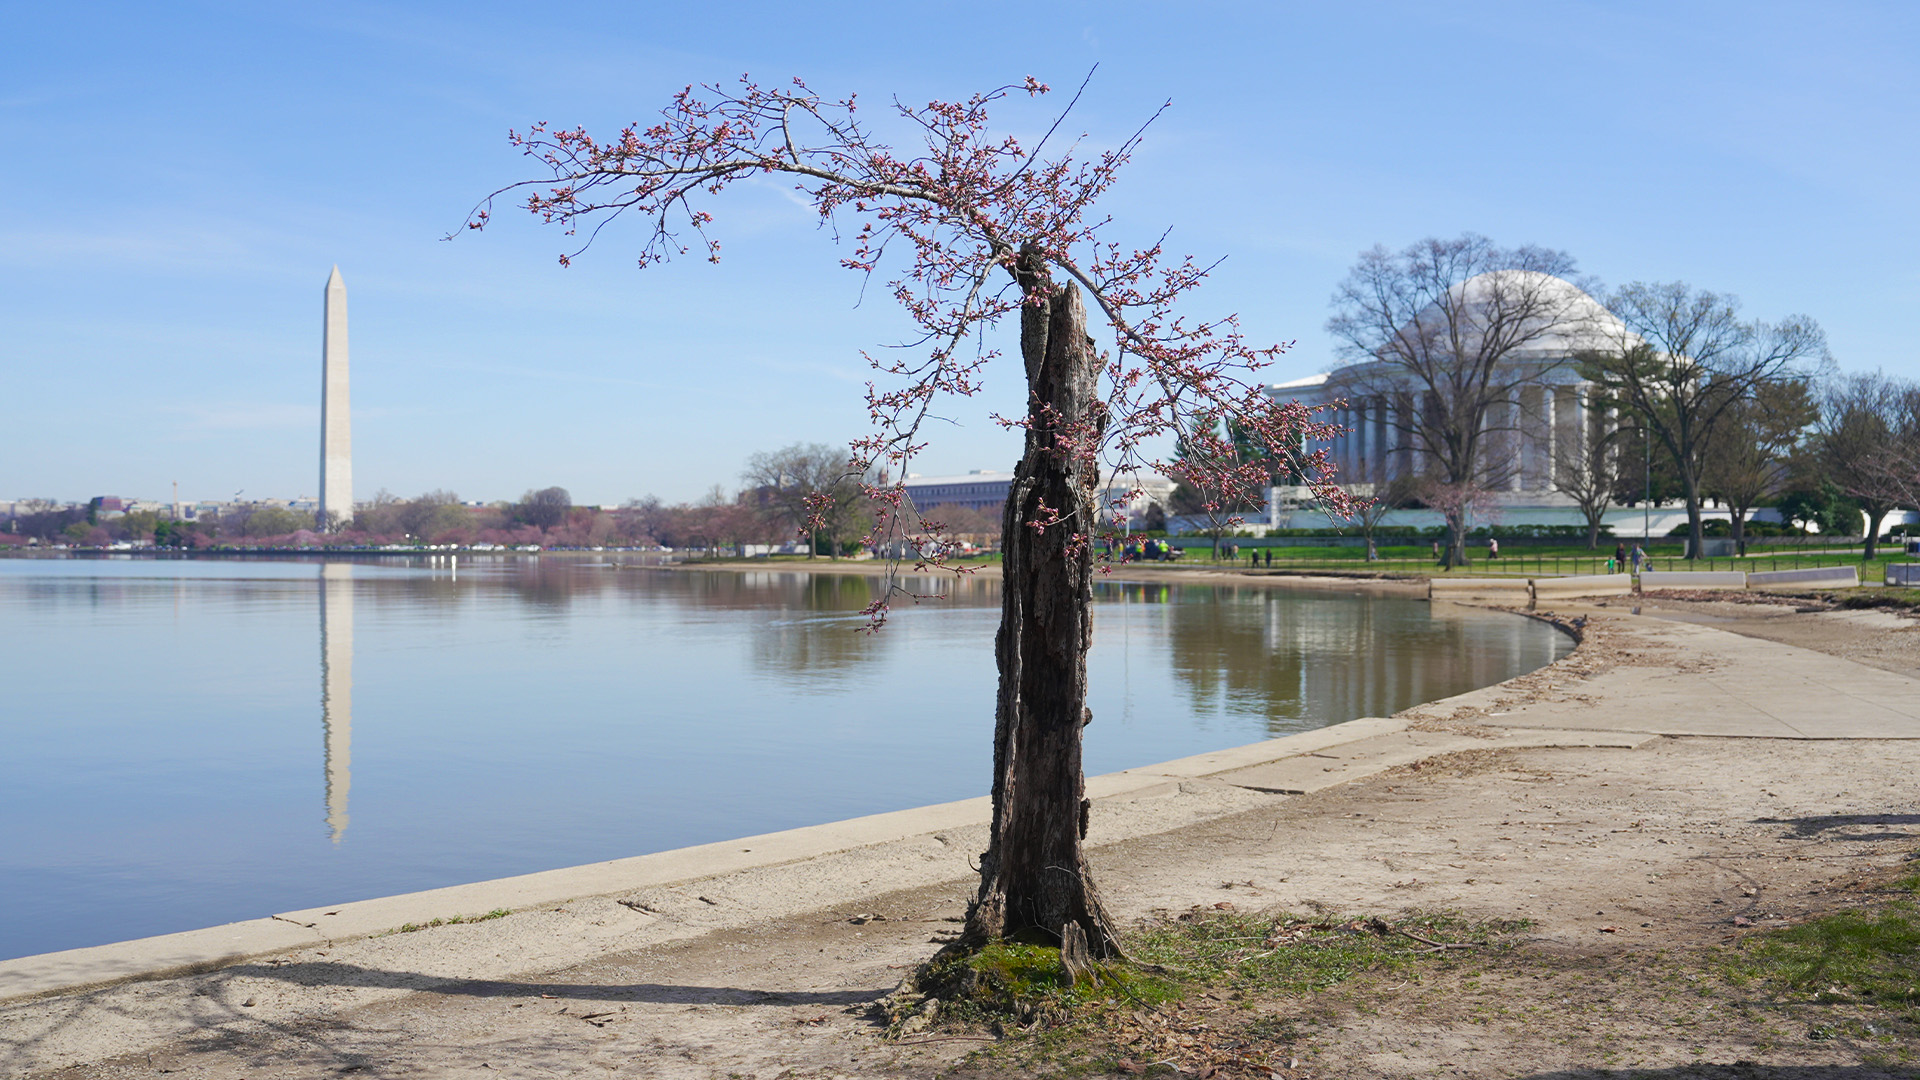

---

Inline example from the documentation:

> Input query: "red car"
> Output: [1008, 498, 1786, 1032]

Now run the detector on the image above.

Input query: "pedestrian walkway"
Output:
[1451, 613, 1920, 739]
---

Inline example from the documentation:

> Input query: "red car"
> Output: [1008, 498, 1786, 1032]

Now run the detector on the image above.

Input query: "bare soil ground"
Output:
[12, 605, 1920, 1080]
[1603, 591, 1920, 681]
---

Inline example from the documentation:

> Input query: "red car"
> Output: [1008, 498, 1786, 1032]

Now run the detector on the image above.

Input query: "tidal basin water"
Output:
[0, 556, 1570, 960]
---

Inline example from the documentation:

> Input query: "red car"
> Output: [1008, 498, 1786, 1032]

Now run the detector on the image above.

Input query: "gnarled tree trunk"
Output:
[964, 250, 1122, 958]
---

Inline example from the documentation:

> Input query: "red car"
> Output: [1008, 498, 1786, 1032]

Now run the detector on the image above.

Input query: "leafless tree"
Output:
[1549, 418, 1624, 550]
[1580, 282, 1827, 559]
[1348, 474, 1419, 551]
[242, 506, 306, 538]
[1817, 371, 1920, 559]
[1701, 379, 1815, 552]
[347, 489, 402, 535]
[742, 443, 867, 558]
[516, 486, 573, 531]
[1327, 234, 1595, 568]
[1879, 388, 1920, 511]
[6, 499, 84, 542]
[616, 496, 668, 545]
[395, 490, 467, 541]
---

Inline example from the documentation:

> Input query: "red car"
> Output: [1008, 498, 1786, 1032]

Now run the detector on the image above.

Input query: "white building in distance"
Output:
[1262, 270, 1699, 534]
[901, 470, 1014, 513]
[903, 468, 1175, 529]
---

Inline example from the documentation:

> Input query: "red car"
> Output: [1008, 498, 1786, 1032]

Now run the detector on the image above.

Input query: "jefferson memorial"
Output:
[1261, 271, 1706, 536]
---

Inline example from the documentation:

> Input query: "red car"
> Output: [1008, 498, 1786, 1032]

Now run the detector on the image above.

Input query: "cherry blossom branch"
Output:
[465, 73, 1356, 622]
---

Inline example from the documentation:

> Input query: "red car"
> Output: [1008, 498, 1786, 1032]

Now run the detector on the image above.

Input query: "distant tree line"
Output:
[19, 237, 1920, 561]
[4, 446, 1009, 555]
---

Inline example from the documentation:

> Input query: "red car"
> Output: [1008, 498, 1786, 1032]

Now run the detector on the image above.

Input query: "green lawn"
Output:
[1175, 542, 1917, 582]
[743, 544, 1915, 582]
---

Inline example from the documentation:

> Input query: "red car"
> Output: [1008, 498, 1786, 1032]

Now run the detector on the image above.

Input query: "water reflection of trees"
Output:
[1138, 585, 1557, 735]
[350, 559, 1006, 686]
[735, 572, 1001, 685]
[492, 559, 577, 613]
[323, 558, 1554, 729]
[337, 557, 1008, 619]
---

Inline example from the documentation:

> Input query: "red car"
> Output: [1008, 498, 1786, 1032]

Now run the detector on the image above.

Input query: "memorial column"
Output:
[1510, 389, 1526, 492]
[1355, 401, 1370, 485]
[1541, 385, 1557, 492]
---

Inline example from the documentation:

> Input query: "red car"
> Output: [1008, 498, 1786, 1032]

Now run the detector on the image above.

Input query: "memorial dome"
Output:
[1399, 269, 1636, 361]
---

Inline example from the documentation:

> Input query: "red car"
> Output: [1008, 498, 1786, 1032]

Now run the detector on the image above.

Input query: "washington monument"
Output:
[319, 266, 352, 530]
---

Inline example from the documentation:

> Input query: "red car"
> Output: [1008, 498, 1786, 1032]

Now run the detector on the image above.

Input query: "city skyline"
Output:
[5, 2, 1917, 507]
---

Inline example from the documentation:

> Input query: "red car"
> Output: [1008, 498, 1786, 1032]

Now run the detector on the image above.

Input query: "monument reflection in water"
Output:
[0, 556, 1567, 962]
[320, 562, 352, 841]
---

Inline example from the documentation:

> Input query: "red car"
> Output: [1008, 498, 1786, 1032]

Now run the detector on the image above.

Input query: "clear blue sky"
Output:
[5, 1, 1915, 506]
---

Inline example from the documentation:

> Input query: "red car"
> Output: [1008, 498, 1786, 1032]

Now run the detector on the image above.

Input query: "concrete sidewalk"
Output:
[1428, 606, 1920, 739]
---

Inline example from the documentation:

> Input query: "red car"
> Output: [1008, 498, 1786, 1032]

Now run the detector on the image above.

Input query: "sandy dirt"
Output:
[1604, 591, 1920, 681]
[6, 603, 1919, 1079]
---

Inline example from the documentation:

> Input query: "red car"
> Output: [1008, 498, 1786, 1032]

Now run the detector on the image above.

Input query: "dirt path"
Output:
[7, 607, 1919, 1079]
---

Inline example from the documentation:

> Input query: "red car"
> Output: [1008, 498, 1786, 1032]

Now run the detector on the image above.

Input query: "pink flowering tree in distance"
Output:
[466, 74, 1354, 961]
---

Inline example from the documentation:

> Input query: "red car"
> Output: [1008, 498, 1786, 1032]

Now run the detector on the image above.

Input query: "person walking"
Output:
[1488, 537, 1500, 560]
[1631, 543, 1647, 575]
[1613, 542, 1627, 574]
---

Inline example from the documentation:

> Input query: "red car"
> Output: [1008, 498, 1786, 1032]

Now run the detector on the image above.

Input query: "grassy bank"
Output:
[1174, 543, 1917, 582]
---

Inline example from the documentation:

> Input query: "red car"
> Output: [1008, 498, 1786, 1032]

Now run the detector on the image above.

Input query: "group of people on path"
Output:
[1223, 542, 1274, 567]
[1116, 534, 1651, 573]
[1421, 536, 1648, 573]
[1608, 541, 1648, 575]
[1111, 536, 1178, 561]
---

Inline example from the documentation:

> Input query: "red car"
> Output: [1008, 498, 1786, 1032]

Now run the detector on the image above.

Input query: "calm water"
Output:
[0, 555, 1568, 960]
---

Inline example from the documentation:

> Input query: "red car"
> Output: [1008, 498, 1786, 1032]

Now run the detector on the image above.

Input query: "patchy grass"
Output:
[891, 940, 1177, 1036]
[392, 908, 511, 935]
[920, 908, 1523, 1075]
[941, 896, 1920, 1076]
[967, 942, 1175, 1007]
[1129, 910, 1527, 997]
[1725, 875, 1920, 1006]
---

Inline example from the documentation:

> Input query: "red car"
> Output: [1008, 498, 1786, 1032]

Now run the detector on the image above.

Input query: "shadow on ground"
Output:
[1518, 1066, 1919, 1079]
[1757, 813, 1920, 841]
[229, 958, 886, 1006]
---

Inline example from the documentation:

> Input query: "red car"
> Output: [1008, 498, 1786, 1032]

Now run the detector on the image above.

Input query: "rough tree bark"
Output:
[965, 249, 1122, 957]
